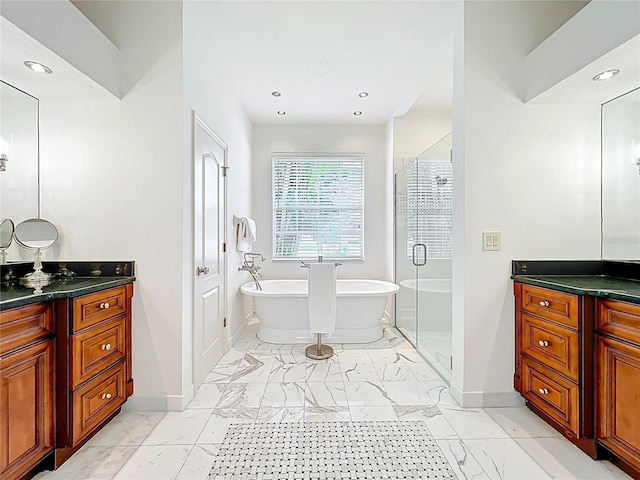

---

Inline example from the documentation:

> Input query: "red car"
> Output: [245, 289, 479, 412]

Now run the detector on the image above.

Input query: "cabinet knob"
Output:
[99, 302, 110, 309]
[538, 388, 549, 395]
[101, 343, 112, 351]
[101, 393, 112, 399]
[539, 300, 550, 307]
[538, 340, 549, 347]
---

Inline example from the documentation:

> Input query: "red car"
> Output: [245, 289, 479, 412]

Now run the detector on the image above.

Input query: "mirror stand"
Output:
[14, 218, 59, 293]
[19, 248, 53, 293]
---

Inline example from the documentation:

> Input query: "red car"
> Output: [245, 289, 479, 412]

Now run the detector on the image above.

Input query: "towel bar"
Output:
[300, 261, 342, 268]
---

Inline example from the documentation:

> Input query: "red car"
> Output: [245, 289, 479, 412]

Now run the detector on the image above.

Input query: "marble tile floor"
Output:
[34, 324, 631, 480]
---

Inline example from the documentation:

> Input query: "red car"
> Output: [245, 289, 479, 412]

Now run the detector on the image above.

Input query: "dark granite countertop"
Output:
[512, 275, 640, 304]
[0, 276, 135, 311]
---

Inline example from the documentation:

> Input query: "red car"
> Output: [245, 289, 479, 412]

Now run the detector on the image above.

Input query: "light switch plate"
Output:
[482, 232, 501, 251]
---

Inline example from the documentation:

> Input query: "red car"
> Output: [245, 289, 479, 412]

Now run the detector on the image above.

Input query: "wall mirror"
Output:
[0, 81, 40, 221]
[601, 87, 640, 260]
[0, 80, 40, 262]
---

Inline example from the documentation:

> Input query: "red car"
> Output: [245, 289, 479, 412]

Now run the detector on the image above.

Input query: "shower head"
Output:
[435, 175, 448, 186]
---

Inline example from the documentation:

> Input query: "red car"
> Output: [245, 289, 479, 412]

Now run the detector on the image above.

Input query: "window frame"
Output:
[271, 152, 365, 262]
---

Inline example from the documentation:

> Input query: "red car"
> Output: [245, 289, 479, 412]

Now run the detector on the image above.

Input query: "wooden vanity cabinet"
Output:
[54, 283, 134, 466]
[514, 283, 596, 456]
[0, 278, 134, 479]
[0, 303, 55, 480]
[597, 299, 640, 475]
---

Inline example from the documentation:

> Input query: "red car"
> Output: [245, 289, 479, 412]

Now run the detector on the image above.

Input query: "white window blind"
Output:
[405, 160, 453, 259]
[272, 153, 364, 260]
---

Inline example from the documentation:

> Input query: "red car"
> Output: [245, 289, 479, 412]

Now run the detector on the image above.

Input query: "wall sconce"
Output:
[633, 139, 640, 174]
[0, 134, 12, 172]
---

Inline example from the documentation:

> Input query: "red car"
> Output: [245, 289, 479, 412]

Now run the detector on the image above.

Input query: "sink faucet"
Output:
[239, 253, 265, 290]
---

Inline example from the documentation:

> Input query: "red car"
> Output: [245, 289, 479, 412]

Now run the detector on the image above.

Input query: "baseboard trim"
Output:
[123, 384, 195, 412]
[449, 383, 524, 408]
[229, 310, 254, 348]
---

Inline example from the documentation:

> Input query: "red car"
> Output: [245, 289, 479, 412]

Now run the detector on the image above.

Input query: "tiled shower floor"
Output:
[34, 324, 630, 480]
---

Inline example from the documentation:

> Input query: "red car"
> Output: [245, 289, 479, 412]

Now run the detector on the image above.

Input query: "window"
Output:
[405, 160, 453, 259]
[272, 153, 364, 260]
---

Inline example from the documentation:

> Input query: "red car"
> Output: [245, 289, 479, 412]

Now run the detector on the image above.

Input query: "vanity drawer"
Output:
[597, 299, 640, 347]
[73, 286, 127, 332]
[0, 303, 53, 356]
[521, 285, 579, 329]
[522, 357, 579, 434]
[71, 362, 125, 446]
[71, 316, 126, 388]
[522, 313, 579, 383]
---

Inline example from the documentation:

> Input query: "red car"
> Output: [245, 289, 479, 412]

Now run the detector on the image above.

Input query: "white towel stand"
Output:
[305, 261, 340, 360]
[306, 334, 334, 360]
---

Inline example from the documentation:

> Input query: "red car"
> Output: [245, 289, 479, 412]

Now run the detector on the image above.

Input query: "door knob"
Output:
[196, 266, 210, 276]
[538, 340, 549, 347]
[538, 388, 549, 395]
[539, 300, 550, 307]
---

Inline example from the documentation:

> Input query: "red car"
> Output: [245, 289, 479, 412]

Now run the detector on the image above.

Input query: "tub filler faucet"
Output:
[239, 252, 265, 291]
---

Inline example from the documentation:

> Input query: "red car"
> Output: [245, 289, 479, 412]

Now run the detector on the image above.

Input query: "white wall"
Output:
[38, 2, 186, 410]
[251, 125, 390, 282]
[451, 0, 601, 406]
[182, 1, 254, 379]
[393, 110, 452, 161]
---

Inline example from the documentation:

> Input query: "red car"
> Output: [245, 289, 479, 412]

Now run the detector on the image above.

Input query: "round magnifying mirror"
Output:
[14, 218, 58, 250]
[0, 218, 14, 250]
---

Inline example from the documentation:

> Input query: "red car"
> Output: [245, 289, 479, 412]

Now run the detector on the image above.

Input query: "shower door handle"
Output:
[412, 243, 427, 267]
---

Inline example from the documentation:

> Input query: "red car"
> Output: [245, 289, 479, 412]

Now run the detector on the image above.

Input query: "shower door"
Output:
[395, 134, 453, 381]
[394, 163, 418, 346]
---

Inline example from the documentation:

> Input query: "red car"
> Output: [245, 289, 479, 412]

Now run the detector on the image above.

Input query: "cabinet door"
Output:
[597, 335, 640, 471]
[0, 340, 54, 480]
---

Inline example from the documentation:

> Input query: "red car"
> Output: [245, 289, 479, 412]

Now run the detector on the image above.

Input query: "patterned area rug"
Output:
[208, 421, 457, 479]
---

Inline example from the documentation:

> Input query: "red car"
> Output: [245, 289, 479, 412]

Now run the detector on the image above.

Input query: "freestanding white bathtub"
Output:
[241, 279, 400, 344]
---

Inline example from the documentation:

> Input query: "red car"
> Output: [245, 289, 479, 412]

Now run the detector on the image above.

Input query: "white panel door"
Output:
[193, 113, 227, 389]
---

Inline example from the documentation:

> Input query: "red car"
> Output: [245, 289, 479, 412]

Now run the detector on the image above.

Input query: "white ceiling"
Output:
[7, 1, 634, 125]
[182, 1, 459, 125]
[0, 16, 113, 99]
[530, 34, 640, 105]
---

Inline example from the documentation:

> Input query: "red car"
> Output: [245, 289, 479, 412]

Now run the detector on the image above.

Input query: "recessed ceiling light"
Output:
[24, 61, 53, 74]
[593, 69, 620, 81]
[353, 111, 362, 116]
[358, 92, 368, 98]
[272, 91, 282, 97]
[277, 110, 286, 115]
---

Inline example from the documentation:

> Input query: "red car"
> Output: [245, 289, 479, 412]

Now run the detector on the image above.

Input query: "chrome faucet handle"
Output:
[244, 252, 265, 263]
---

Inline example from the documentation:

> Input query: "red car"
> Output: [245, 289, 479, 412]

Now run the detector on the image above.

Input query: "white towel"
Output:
[236, 217, 257, 252]
[308, 263, 337, 334]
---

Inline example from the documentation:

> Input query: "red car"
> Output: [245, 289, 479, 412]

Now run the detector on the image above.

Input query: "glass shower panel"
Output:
[415, 133, 453, 381]
[394, 163, 417, 346]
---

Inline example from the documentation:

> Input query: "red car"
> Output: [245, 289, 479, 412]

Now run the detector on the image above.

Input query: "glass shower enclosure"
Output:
[395, 134, 453, 381]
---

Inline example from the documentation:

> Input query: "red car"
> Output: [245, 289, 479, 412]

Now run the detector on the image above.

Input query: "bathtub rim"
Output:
[240, 278, 399, 298]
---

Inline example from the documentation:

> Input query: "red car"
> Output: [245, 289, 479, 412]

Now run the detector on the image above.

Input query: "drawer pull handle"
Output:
[539, 300, 550, 307]
[538, 340, 550, 347]
[538, 388, 549, 395]
[99, 302, 111, 309]
[101, 393, 112, 399]
[101, 344, 112, 351]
